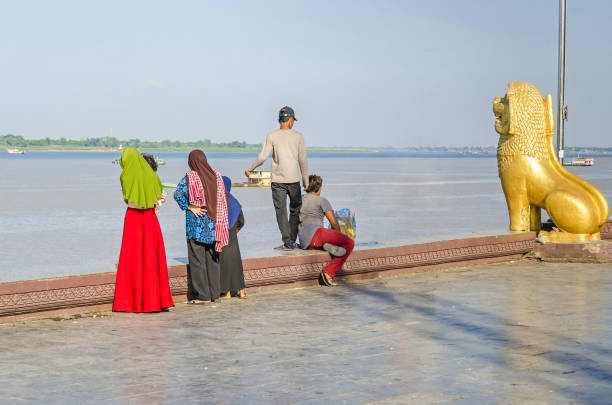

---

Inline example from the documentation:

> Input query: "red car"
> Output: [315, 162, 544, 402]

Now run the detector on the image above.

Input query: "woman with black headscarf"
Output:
[174, 150, 229, 304]
[219, 176, 246, 299]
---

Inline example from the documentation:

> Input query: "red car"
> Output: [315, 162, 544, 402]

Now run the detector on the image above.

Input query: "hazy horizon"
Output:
[2, 1, 611, 148]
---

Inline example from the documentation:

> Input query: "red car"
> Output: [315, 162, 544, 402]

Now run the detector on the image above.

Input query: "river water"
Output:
[1, 152, 611, 282]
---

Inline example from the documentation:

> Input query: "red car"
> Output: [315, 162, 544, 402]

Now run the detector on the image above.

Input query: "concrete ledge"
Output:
[3, 220, 609, 320]
[241, 233, 536, 286]
[3, 255, 531, 324]
[0, 233, 536, 318]
[0, 267, 188, 317]
[532, 240, 612, 263]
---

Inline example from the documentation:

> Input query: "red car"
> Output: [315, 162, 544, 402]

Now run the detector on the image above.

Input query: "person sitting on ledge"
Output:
[298, 174, 354, 286]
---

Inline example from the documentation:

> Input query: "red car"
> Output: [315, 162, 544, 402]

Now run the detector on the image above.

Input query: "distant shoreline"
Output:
[1, 134, 377, 154]
[4, 148, 612, 157]
[2, 147, 376, 154]
[4, 136, 612, 155]
[3, 144, 612, 156]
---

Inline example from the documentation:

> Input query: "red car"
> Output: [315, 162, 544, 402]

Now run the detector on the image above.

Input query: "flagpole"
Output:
[556, 0, 567, 163]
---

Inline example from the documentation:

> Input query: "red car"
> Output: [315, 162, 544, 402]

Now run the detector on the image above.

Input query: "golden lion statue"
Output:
[492, 82, 609, 241]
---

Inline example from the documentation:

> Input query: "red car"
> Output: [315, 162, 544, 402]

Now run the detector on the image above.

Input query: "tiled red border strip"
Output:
[0, 232, 535, 317]
[601, 220, 612, 240]
[242, 236, 536, 287]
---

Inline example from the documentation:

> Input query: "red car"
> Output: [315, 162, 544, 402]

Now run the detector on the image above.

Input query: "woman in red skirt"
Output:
[113, 148, 174, 312]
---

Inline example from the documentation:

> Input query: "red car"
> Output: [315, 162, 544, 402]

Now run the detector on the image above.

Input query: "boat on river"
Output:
[232, 170, 272, 188]
[112, 156, 166, 166]
[7, 148, 25, 155]
[564, 156, 594, 166]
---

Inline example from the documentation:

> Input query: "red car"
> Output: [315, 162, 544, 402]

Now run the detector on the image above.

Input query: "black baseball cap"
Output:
[279, 106, 297, 122]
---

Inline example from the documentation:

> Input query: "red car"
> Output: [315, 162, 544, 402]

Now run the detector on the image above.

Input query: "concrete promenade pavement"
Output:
[1, 260, 611, 404]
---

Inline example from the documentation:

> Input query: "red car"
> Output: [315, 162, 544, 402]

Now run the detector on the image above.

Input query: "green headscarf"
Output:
[119, 148, 163, 209]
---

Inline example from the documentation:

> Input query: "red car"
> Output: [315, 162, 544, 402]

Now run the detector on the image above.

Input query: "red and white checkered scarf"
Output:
[187, 170, 229, 252]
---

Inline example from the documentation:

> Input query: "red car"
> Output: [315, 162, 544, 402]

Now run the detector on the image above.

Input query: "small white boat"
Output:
[564, 156, 594, 166]
[233, 170, 272, 188]
[112, 156, 166, 166]
[7, 148, 25, 154]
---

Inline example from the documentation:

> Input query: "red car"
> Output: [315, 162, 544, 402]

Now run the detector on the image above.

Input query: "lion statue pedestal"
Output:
[492, 82, 609, 243]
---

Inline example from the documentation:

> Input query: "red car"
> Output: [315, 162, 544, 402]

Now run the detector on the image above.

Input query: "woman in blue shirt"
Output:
[174, 150, 229, 304]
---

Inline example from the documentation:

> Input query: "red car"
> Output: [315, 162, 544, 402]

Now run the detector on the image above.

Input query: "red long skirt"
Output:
[113, 208, 175, 312]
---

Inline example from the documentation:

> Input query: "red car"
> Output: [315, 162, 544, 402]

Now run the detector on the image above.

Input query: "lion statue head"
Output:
[493, 82, 555, 171]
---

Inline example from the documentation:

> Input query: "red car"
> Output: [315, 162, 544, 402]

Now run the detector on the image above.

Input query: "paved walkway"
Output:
[1, 260, 611, 404]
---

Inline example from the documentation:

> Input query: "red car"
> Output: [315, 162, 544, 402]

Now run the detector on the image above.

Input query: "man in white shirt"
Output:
[246, 106, 309, 250]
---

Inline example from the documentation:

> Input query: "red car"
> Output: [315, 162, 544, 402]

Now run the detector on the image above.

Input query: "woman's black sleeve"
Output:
[236, 210, 245, 232]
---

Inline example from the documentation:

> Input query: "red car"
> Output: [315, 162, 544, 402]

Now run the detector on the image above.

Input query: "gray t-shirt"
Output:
[298, 194, 333, 248]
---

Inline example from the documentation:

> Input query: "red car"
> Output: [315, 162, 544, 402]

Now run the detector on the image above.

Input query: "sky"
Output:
[1, 0, 611, 147]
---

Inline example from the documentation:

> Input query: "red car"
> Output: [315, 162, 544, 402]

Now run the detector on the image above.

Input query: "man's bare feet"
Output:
[220, 292, 231, 299]
[237, 289, 246, 299]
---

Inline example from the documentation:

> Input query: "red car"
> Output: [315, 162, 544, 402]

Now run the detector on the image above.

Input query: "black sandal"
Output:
[320, 270, 331, 286]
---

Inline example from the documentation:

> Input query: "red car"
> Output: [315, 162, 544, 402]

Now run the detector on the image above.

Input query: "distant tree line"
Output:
[2, 134, 612, 153]
[0, 134, 257, 151]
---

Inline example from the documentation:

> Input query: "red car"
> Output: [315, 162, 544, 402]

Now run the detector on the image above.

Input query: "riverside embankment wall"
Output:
[2, 221, 610, 321]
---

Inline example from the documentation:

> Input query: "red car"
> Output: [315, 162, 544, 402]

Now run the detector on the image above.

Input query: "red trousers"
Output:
[113, 208, 175, 312]
[307, 228, 355, 277]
